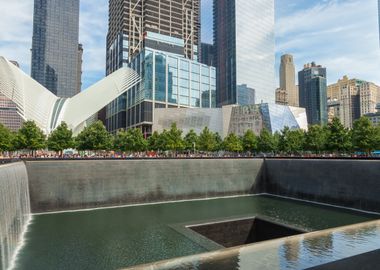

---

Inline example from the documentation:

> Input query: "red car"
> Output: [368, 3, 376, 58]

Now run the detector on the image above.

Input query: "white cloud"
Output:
[276, 0, 380, 85]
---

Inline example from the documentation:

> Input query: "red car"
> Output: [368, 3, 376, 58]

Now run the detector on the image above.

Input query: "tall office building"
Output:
[280, 54, 298, 107]
[327, 76, 363, 129]
[31, 0, 82, 98]
[106, 0, 215, 134]
[275, 88, 288, 106]
[214, 0, 275, 107]
[360, 82, 380, 116]
[200, 43, 215, 67]
[298, 62, 328, 125]
[107, 0, 200, 75]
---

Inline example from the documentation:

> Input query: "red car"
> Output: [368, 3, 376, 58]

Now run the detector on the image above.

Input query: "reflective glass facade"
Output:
[31, 0, 81, 98]
[214, 0, 275, 107]
[299, 63, 328, 125]
[106, 48, 216, 133]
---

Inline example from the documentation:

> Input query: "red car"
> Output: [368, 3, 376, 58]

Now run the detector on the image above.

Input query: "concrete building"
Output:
[31, 0, 82, 98]
[327, 76, 379, 129]
[298, 62, 327, 125]
[214, 0, 275, 107]
[153, 104, 308, 138]
[327, 99, 340, 124]
[275, 88, 288, 106]
[280, 54, 298, 107]
[0, 57, 140, 135]
[200, 43, 215, 67]
[360, 82, 380, 116]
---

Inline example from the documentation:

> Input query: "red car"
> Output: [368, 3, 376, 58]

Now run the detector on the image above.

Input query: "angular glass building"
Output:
[31, 0, 81, 98]
[214, 0, 275, 107]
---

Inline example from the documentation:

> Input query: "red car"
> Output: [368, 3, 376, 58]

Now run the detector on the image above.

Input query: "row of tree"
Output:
[1, 117, 380, 155]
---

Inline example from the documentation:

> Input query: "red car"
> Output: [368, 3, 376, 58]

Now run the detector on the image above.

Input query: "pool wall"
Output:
[264, 159, 380, 213]
[25, 159, 264, 213]
[12, 158, 380, 213]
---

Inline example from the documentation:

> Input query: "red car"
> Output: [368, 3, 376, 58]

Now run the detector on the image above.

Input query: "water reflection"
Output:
[130, 221, 380, 270]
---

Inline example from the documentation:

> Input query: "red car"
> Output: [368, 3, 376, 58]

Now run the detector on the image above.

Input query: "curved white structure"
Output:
[0, 57, 140, 134]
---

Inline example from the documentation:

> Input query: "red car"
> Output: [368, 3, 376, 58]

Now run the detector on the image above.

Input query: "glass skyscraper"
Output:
[31, 0, 81, 98]
[105, 0, 216, 134]
[298, 62, 328, 125]
[214, 0, 275, 107]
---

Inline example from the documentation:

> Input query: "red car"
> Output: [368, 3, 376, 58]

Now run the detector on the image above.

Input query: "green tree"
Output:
[223, 133, 243, 152]
[126, 128, 147, 152]
[148, 131, 162, 151]
[214, 132, 223, 152]
[258, 128, 277, 153]
[198, 127, 217, 152]
[75, 121, 113, 151]
[327, 118, 352, 153]
[0, 123, 13, 152]
[241, 130, 258, 152]
[165, 123, 184, 152]
[184, 129, 198, 151]
[279, 127, 305, 154]
[352, 117, 379, 155]
[47, 122, 74, 155]
[305, 125, 328, 153]
[114, 130, 129, 152]
[16, 121, 46, 155]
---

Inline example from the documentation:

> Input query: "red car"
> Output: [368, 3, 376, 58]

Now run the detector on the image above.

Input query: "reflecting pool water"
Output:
[14, 195, 378, 270]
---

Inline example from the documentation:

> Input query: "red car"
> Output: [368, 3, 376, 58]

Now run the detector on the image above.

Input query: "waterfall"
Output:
[0, 162, 31, 270]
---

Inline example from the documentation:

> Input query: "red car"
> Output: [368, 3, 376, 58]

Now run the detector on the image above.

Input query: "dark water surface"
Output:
[14, 195, 378, 270]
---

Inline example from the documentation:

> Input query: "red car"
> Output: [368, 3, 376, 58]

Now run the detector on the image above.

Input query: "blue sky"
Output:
[0, 0, 379, 90]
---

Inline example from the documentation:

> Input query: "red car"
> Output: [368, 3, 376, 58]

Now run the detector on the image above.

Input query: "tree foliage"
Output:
[16, 121, 46, 152]
[198, 127, 217, 152]
[223, 133, 243, 152]
[47, 122, 74, 153]
[258, 128, 277, 153]
[0, 123, 14, 152]
[327, 118, 352, 152]
[279, 127, 305, 154]
[184, 129, 198, 151]
[305, 125, 328, 153]
[352, 117, 380, 154]
[241, 130, 258, 152]
[75, 121, 113, 151]
[165, 123, 184, 151]
[115, 128, 147, 152]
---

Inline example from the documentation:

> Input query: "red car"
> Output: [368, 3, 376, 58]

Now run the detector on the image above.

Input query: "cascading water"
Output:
[0, 162, 31, 270]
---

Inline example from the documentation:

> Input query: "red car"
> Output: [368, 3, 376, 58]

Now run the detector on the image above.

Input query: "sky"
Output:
[0, 0, 379, 90]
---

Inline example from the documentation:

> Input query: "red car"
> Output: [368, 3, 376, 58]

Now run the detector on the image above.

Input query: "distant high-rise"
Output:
[328, 76, 363, 129]
[31, 0, 81, 98]
[275, 88, 288, 106]
[214, 0, 275, 107]
[298, 62, 328, 125]
[200, 43, 215, 67]
[280, 54, 298, 107]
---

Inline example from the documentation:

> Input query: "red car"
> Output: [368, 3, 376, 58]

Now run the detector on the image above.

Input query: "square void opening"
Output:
[188, 217, 305, 248]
